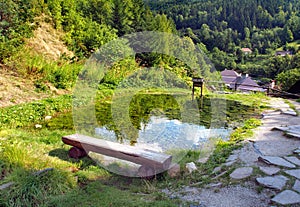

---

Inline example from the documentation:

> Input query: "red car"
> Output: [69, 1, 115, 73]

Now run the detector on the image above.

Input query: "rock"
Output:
[259, 166, 280, 176]
[213, 166, 222, 173]
[256, 175, 288, 190]
[197, 157, 209, 164]
[281, 110, 297, 116]
[207, 182, 222, 188]
[293, 180, 300, 193]
[294, 147, 300, 155]
[230, 167, 253, 180]
[284, 156, 300, 166]
[182, 186, 199, 194]
[226, 154, 238, 162]
[45, 115, 52, 120]
[35, 124, 42, 129]
[0, 182, 14, 190]
[272, 126, 289, 131]
[271, 190, 300, 205]
[258, 156, 296, 168]
[186, 162, 197, 174]
[168, 164, 180, 178]
[224, 161, 236, 167]
[286, 132, 300, 139]
[284, 169, 300, 179]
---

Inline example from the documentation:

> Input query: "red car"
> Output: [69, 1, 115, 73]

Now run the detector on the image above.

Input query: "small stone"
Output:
[226, 154, 238, 162]
[197, 157, 209, 164]
[186, 162, 197, 174]
[285, 169, 300, 179]
[230, 167, 253, 180]
[0, 182, 14, 190]
[258, 156, 296, 168]
[213, 166, 221, 173]
[224, 161, 236, 167]
[294, 147, 300, 154]
[35, 124, 42, 129]
[207, 182, 222, 188]
[45, 116, 52, 120]
[256, 175, 288, 190]
[293, 180, 300, 193]
[259, 166, 280, 175]
[284, 156, 300, 166]
[168, 164, 180, 178]
[182, 186, 199, 194]
[271, 190, 300, 205]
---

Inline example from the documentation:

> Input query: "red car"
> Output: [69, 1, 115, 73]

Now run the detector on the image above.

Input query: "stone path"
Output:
[163, 97, 300, 206]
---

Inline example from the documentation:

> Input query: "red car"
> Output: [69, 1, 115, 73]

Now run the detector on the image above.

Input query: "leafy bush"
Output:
[276, 68, 300, 91]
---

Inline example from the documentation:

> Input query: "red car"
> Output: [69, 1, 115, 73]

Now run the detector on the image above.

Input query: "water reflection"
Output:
[95, 115, 232, 153]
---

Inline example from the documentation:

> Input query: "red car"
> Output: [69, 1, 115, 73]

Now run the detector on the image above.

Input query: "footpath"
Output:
[164, 97, 300, 207]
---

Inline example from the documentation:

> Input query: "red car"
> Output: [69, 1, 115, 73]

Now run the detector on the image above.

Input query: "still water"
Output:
[91, 93, 256, 153]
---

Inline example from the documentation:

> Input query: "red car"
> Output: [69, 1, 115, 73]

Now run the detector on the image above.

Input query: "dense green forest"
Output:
[1, 0, 300, 91]
[1, 0, 193, 91]
[145, 0, 300, 89]
[0, 0, 176, 59]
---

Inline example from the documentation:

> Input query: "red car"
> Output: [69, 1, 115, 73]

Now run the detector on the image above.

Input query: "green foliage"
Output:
[0, 169, 75, 207]
[0, 95, 72, 128]
[276, 68, 300, 90]
[0, 0, 37, 61]
[230, 118, 261, 142]
[6, 49, 82, 89]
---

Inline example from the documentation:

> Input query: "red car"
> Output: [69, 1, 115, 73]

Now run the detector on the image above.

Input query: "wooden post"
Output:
[192, 78, 204, 100]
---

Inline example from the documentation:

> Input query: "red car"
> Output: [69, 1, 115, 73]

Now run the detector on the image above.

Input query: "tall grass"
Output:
[5, 48, 82, 90]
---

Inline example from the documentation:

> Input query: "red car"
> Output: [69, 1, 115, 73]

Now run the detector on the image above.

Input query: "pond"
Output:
[69, 91, 257, 153]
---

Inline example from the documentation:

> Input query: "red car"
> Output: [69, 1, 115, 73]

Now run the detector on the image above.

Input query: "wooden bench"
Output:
[62, 134, 172, 177]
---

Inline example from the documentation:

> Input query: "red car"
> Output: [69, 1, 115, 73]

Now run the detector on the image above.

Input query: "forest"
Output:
[145, 0, 300, 89]
[1, 0, 300, 90]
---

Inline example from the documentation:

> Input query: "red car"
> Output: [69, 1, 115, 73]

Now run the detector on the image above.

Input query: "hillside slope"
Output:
[0, 22, 73, 108]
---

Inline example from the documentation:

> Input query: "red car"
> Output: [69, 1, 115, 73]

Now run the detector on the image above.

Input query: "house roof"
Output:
[241, 48, 252, 53]
[275, 51, 292, 56]
[221, 69, 240, 78]
[236, 77, 265, 92]
[221, 70, 265, 92]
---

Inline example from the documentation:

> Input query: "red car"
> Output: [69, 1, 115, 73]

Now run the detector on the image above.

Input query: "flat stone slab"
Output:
[285, 169, 300, 179]
[273, 125, 300, 138]
[293, 180, 300, 193]
[272, 126, 289, 131]
[226, 154, 238, 162]
[284, 156, 300, 166]
[286, 132, 300, 139]
[271, 190, 300, 205]
[256, 175, 288, 190]
[259, 166, 281, 175]
[294, 147, 300, 155]
[258, 156, 296, 168]
[281, 110, 297, 116]
[230, 167, 253, 180]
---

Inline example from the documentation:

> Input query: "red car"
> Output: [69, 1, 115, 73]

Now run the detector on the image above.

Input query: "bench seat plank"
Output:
[62, 134, 172, 170]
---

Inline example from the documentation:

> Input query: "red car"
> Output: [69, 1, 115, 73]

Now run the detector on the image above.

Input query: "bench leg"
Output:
[138, 165, 156, 178]
[68, 147, 87, 159]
